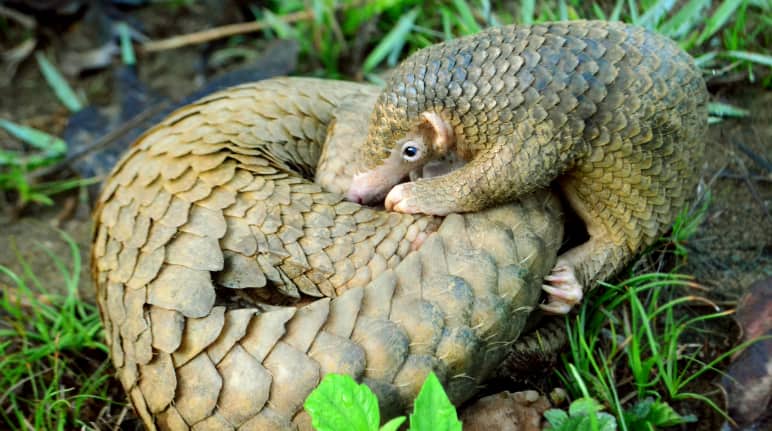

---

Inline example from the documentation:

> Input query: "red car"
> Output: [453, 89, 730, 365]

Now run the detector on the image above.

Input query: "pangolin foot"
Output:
[539, 263, 583, 314]
[385, 182, 419, 213]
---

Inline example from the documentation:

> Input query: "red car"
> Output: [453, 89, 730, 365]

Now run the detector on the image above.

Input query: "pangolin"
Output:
[91, 77, 564, 430]
[347, 20, 708, 313]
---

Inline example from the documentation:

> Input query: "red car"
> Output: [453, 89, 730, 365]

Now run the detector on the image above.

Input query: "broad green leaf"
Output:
[544, 408, 569, 427]
[34, 52, 83, 112]
[408, 372, 461, 431]
[304, 374, 380, 431]
[595, 412, 617, 431]
[623, 398, 695, 430]
[380, 417, 407, 431]
[724, 50, 772, 68]
[0, 119, 66, 156]
[568, 397, 604, 417]
[645, 399, 696, 426]
[362, 8, 419, 73]
[696, 0, 744, 46]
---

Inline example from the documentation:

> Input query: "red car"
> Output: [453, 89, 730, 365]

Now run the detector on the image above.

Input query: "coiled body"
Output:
[91, 77, 563, 430]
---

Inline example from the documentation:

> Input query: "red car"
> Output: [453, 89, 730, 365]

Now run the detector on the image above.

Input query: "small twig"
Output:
[30, 100, 170, 180]
[717, 171, 772, 183]
[142, 8, 319, 53]
[111, 406, 128, 431]
[734, 140, 772, 173]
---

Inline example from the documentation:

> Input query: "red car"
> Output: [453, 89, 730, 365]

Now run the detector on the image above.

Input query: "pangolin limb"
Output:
[91, 77, 564, 430]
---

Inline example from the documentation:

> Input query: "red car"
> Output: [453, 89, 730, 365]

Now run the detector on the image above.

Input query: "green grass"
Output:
[0, 232, 119, 430]
[255, 0, 770, 84]
[558, 271, 756, 429]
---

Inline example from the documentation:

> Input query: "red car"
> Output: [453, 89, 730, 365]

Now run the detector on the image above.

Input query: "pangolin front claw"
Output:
[539, 264, 583, 315]
[385, 182, 418, 213]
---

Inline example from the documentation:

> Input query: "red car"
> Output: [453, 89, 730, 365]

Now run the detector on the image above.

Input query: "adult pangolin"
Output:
[347, 20, 708, 313]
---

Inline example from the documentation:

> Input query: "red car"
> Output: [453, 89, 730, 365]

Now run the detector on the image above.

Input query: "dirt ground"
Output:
[0, 3, 769, 430]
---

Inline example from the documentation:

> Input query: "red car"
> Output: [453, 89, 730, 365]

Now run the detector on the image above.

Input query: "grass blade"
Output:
[627, 0, 640, 24]
[658, 0, 711, 38]
[708, 101, 749, 118]
[362, 7, 419, 73]
[118, 22, 136, 66]
[694, 51, 718, 67]
[609, 0, 625, 21]
[723, 50, 772, 67]
[452, 0, 483, 34]
[34, 52, 83, 112]
[558, 0, 569, 21]
[0, 119, 66, 156]
[696, 0, 744, 46]
[521, 0, 535, 24]
[592, 3, 607, 20]
[637, 0, 678, 29]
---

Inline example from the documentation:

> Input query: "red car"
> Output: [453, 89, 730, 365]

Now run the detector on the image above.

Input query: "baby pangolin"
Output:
[347, 20, 708, 313]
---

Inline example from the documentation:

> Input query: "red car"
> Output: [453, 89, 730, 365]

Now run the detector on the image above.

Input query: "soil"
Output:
[0, 3, 769, 430]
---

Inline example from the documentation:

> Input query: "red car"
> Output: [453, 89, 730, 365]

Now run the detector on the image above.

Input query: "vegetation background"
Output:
[0, 0, 769, 429]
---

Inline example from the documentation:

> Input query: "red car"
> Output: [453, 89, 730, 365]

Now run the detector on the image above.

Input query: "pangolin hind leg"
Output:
[540, 183, 631, 314]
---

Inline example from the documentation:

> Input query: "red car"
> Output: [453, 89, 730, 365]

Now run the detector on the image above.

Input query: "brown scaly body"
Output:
[91, 77, 564, 430]
[348, 20, 708, 312]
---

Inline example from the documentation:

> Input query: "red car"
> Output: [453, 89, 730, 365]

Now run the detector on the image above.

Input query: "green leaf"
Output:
[545, 399, 617, 431]
[696, 0, 744, 46]
[380, 417, 407, 431]
[623, 398, 695, 430]
[568, 397, 604, 417]
[544, 408, 569, 427]
[408, 372, 461, 431]
[304, 374, 380, 431]
[362, 7, 419, 73]
[34, 52, 83, 112]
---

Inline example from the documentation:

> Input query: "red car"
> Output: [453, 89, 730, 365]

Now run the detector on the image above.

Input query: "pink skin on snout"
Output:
[347, 169, 397, 206]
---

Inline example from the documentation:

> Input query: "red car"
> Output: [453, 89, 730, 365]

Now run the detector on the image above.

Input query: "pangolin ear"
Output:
[419, 112, 454, 154]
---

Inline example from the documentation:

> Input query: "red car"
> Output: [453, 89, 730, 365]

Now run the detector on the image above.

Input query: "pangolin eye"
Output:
[402, 144, 421, 161]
